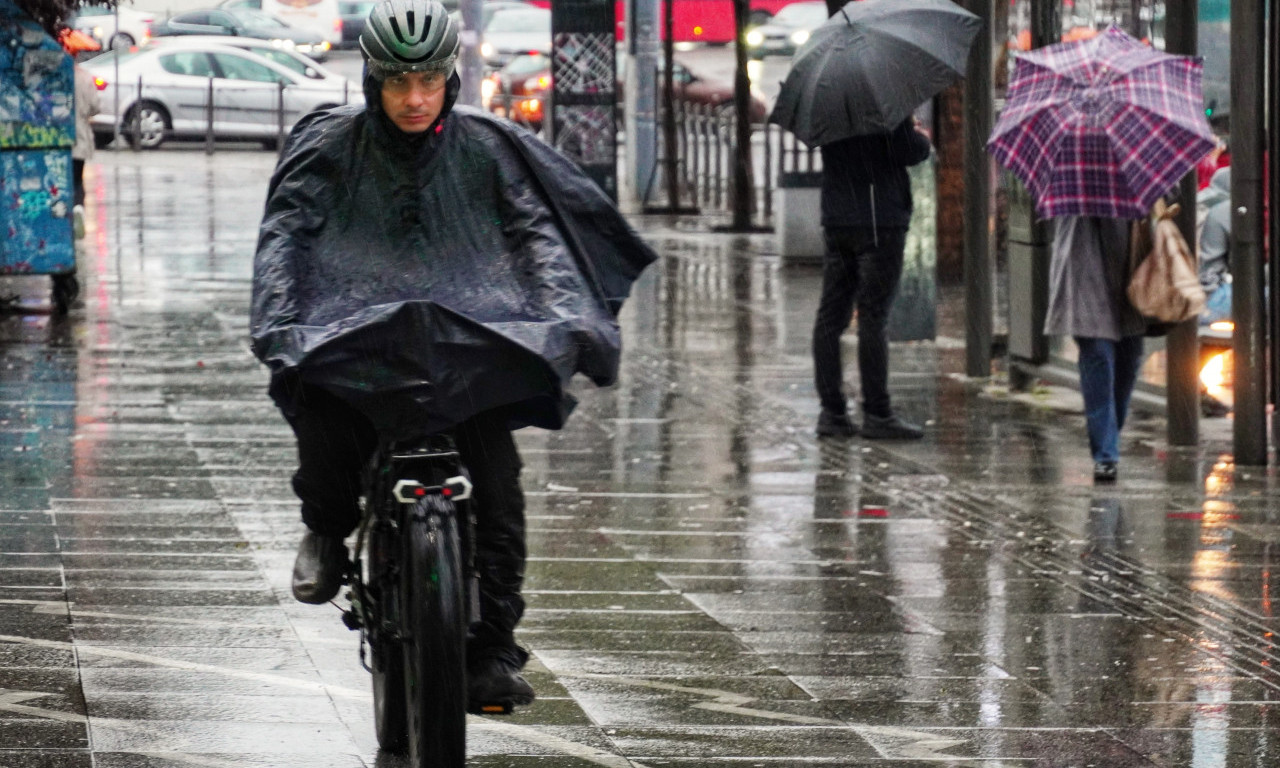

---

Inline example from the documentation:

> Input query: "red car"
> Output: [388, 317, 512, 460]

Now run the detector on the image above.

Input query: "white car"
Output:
[148, 35, 354, 94]
[71, 3, 156, 50]
[85, 42, 363, 150]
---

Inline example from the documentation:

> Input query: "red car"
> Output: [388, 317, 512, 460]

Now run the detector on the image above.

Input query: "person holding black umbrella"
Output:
[811, 117, 933, 439]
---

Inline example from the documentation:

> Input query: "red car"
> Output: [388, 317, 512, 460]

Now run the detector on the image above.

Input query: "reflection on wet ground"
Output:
[1, 148, 1278, 767]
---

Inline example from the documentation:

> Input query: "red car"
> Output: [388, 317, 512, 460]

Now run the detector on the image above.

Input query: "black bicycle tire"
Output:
[369, 520, 407, 752]
[404, 494, 467, 768]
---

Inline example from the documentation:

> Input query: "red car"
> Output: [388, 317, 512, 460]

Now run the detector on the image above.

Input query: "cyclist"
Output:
[250, 0, 655, 710]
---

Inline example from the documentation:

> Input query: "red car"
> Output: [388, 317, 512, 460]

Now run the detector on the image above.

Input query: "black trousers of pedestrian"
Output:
[271, 376, 527, 656]
[812, 226, 907, 419]
[73, 159, 86, 207]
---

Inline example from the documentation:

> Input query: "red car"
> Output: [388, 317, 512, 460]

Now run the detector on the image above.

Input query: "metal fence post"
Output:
[130, 75, 143, 151]
[277, 81, 286, 151]
[205, 76, 214, 155]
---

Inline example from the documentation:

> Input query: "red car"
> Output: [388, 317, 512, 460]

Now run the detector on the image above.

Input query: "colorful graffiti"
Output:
[1, 0, 75, 274]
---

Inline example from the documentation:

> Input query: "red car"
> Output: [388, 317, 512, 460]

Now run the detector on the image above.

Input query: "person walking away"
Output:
[250, 0, 655, 711]
[1045, 217, 1146, 483]
[71, 62, 100, 240]
[813, 117, 932, 439]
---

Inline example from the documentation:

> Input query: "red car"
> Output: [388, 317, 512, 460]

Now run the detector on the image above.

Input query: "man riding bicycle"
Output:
[250, 0, 655, 711]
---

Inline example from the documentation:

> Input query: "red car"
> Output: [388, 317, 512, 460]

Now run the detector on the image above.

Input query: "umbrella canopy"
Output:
[769, 0, 980, 147]
[988, 25, 1217, 219]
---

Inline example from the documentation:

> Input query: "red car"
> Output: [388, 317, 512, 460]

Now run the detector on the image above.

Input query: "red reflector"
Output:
[442, 487, 453, 497]
[414, 487, 426, 497]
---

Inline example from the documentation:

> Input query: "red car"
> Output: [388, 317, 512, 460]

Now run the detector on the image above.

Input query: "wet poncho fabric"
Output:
[250, 73, 656, 440]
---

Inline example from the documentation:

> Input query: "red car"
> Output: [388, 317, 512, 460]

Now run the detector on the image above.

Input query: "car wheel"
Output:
[108, 32, 134, 49]
[123, 101, 170, 150]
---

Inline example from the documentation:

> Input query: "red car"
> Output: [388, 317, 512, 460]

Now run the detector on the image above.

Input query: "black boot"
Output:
[468, 645, 535, 708]
[291, 531, 348, 604]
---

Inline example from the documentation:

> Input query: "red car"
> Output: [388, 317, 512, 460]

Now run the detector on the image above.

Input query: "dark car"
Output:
[338, 0, 375, 48]
[485, 53, 768, 132]
[151, 7, 331, 60]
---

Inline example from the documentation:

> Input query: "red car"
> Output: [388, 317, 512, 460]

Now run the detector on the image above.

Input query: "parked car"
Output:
[84, 42, 362, 150]
[485, 53, 768, 132]
[220, 0, 344, 50]
[151, 7, 331, 60]
[337, 0, 375, 48]
[70, 2, 156, 50]
[479, 5, 550, 70]
[147, 35, 357, 93]
[745, 1, 827, 59]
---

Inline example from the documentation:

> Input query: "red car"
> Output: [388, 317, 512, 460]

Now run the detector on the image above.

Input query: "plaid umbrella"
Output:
[987, 25, 1217, 219]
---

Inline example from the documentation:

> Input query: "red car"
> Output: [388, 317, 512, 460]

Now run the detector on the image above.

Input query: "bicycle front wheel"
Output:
[403, 494, 467, 768]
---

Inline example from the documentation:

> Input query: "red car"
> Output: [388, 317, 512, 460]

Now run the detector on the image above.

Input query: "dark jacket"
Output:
[250, 65, 656, 440]
[819, 120, 932, 229]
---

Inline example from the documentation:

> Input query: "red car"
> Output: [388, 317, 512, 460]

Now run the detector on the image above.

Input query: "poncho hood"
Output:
[251, 100, 656, 439]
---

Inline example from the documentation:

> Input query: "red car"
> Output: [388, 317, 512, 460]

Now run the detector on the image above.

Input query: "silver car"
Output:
[85, 42, 363, 150]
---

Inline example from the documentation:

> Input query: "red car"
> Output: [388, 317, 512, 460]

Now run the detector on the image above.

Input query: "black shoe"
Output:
[1093, 462, 1118, 483]
[468, 647, 535, 709]
[860, 412, 924, 440]
[816, 409, 858, 438]
[291, 531, 349, 604]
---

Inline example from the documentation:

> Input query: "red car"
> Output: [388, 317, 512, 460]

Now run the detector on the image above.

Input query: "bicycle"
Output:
[340, 434, 513, 767]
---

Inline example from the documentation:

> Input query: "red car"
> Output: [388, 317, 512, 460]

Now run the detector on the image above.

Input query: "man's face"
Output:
[380, 71, 449, 133]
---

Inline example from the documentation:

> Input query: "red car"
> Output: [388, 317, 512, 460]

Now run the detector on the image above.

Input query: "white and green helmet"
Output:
[359, 0, 460, 80]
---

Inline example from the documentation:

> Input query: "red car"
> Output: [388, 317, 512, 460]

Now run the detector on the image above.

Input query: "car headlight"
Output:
[481, 42, 493, 58]
[790, 29, 809, 46]
[745, 29, 763, 47]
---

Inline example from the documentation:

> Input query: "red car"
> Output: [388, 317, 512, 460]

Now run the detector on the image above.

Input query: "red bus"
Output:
[529, 0, 804, 44]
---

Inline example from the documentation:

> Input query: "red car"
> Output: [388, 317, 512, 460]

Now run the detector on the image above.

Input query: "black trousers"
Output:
[273, 377, 526, 655]
[73, 159, 86, 208]
[811, 226, 907, 419]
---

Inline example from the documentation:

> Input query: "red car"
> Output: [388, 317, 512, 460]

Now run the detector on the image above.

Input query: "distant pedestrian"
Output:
[1044, 216, 1146, 483]
[71, 62, 100, 239]
[1197, 166, 1232, 324]
[812, 117, 931, 440]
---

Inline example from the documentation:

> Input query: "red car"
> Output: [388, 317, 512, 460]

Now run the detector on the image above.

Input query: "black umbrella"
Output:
[769, 0, 981, 147]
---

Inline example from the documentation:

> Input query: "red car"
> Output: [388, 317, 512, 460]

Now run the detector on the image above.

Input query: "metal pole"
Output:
[662, 1, 678, 208]
[962, 0, 993, 377]
[457, 0, 482, 107]
[206, 76, 214, 155]
[276, 80, 285, 150]
[132, 75, 143, 152]
[628, 0, 659, 205]
[1161, 0, 1200, 447]
[1270, 0, 1280, 446]
[1229, 0, 1267, 464]
[730, 0, 752, 229]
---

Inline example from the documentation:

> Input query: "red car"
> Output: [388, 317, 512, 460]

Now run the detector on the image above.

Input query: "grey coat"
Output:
[1044, 216, 1146, 340]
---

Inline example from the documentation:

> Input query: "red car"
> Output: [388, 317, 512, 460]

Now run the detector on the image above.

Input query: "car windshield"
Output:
[228, 7, 289, 29]
[503, 53, 549, 76]
[84, 47, 143, 67]
[773, 2, 828, 26]
[485, 8, 549, 34]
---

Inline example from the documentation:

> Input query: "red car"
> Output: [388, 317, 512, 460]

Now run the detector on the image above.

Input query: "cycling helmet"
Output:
[360, 0, 460, 80]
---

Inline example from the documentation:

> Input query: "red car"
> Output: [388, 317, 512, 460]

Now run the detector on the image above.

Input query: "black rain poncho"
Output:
[251, 72, 656, 440]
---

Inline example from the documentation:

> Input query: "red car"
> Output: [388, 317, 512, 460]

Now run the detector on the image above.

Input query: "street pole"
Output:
[626, 0, 659, 207]
[1269, 0, 1280, 450]
[1162, 0, 1199, 447]
[457, 0, 482, 108]
[1229, 0, 1268, 464]
[730, 0, 752, 230]
[962, 0, 993, 378]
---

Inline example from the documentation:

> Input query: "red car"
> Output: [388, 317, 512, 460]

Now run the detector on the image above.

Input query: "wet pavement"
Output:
[2, 147, 1279, 767]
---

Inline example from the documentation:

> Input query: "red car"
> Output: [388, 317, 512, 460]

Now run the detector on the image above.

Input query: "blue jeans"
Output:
[1075, 335, 1144, 464]
[812, 227, 907, 418]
